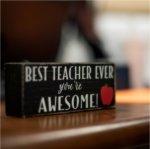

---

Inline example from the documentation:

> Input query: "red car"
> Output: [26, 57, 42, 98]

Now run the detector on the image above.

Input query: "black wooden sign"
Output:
[5, 62, 115, 117]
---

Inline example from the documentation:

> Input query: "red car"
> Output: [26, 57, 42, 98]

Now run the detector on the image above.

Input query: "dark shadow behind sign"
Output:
[5, 63, 115, 117]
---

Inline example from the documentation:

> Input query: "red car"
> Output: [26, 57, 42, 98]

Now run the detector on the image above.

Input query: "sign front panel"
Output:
[23, 63, 115, 116]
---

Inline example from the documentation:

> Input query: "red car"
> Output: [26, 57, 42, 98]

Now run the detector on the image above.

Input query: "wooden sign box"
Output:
[5, 62, 115, 117]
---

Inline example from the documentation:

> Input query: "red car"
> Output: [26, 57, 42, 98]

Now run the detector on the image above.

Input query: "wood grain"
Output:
[1, 89, 149, 149]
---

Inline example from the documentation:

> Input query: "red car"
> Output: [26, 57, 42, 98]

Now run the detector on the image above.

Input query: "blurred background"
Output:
[1, 0, 150, 95]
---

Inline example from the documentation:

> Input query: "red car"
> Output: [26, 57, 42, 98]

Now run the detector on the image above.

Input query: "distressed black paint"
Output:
[5, 63, 115, 117]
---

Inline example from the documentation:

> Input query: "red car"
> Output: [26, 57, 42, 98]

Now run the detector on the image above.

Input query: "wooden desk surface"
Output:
[1, 89, 150, 149]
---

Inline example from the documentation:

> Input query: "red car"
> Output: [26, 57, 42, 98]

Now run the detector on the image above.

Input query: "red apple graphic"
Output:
[100, 85, 114, 105]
